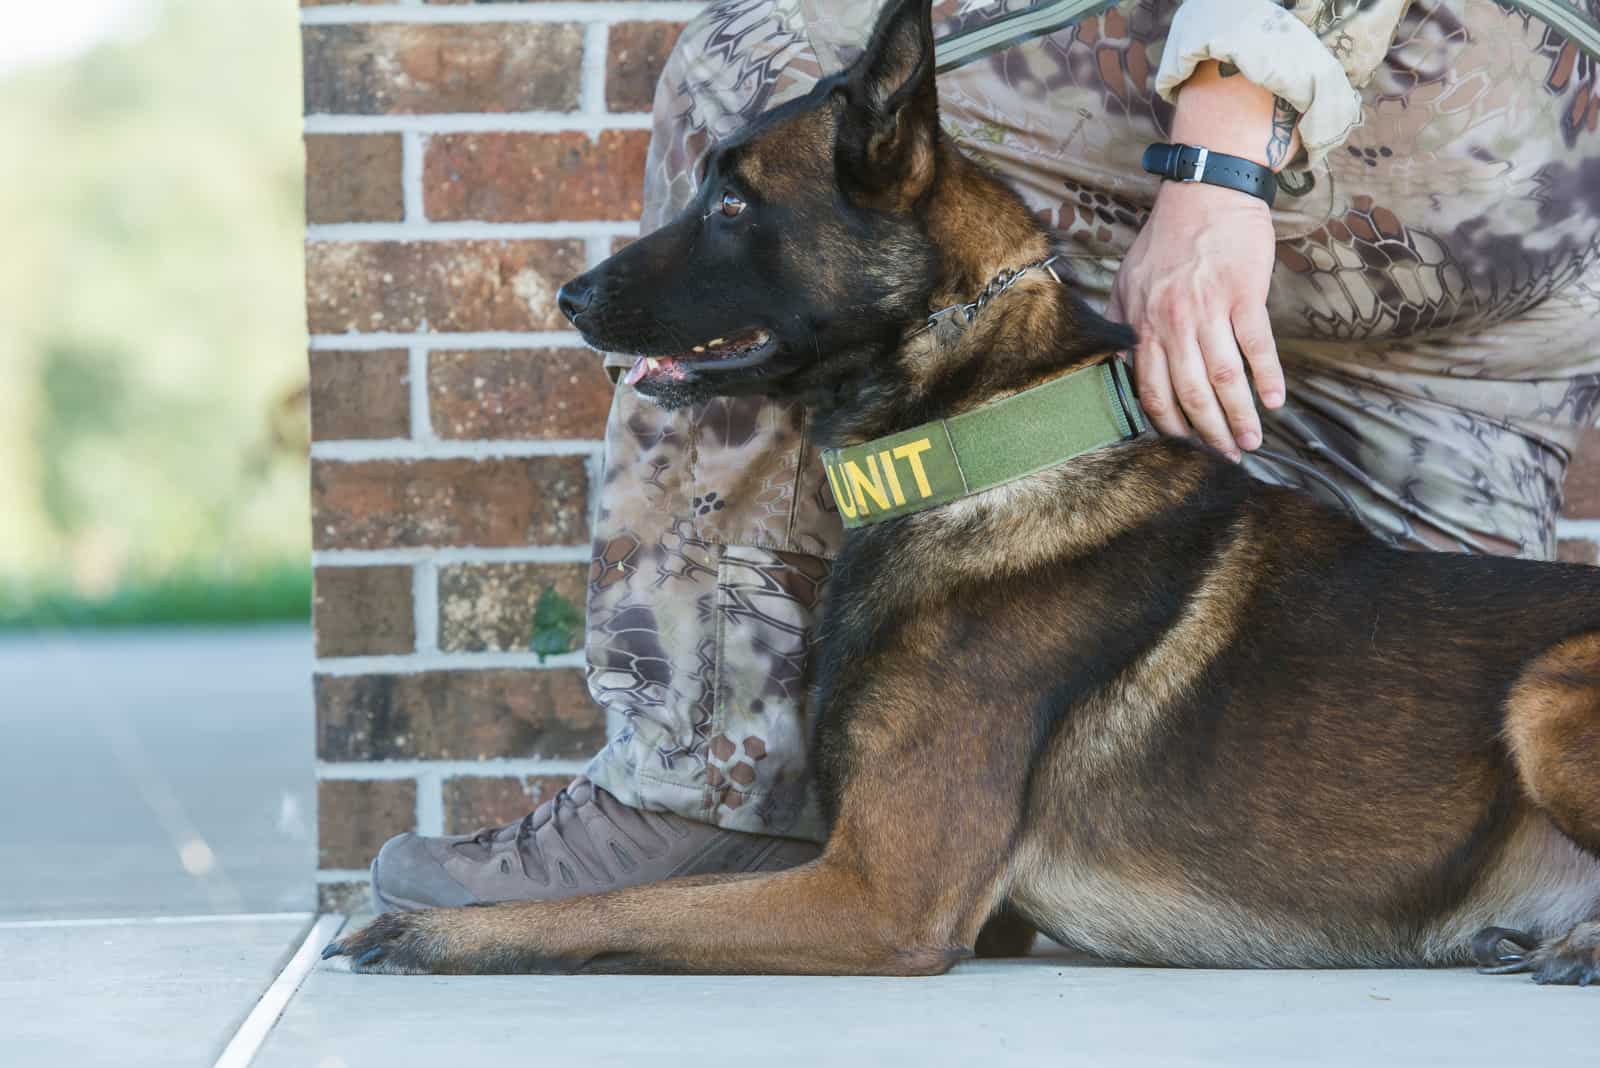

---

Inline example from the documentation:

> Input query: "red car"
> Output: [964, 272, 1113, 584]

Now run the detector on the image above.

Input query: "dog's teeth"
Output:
[693, 345, 706, 353]
[708, 338, 724, 347]
[646, 358, 660, 370]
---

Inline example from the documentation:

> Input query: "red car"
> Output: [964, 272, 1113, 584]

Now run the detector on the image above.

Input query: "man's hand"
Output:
[1107, 180, 1283, 461]
[1107, 59, 1299, 460]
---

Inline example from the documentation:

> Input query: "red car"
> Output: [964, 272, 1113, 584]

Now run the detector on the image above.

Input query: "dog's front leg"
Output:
[328, 646, 1040, 976]
[324, 860, 977, 976]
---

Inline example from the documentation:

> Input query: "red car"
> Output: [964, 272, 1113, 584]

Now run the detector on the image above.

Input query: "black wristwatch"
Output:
[1142, 143, 1276, 208]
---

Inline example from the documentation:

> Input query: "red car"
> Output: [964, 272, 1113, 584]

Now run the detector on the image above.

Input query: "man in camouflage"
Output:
[370, 0, 1600, 908]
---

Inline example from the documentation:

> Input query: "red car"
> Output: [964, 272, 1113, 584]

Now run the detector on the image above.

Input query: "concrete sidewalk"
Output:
[2, 912, 314, 1067]
[0, 626, 316, 1067]
[259, 934, 1590, 1068]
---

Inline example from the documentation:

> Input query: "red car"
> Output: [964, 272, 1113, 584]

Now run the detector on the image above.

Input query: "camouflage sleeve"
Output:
[1154, 0, 1411, 166]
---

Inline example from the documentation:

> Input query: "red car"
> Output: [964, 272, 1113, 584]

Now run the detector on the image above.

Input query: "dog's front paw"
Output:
[323, 910, 451, 975]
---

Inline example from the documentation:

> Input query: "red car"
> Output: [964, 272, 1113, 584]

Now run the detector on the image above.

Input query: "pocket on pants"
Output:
[690, 395, 844, 559]
[700, 543, 832, 835]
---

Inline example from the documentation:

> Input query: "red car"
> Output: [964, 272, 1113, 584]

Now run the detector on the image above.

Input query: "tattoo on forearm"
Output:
[1266, 95, 1299, 171]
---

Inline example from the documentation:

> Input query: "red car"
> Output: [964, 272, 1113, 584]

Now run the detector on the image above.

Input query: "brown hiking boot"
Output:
[369, 777, 821, 911]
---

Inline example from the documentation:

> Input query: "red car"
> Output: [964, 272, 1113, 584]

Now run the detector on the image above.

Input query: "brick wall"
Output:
[301, 0, 695, 910]
[301, 1, 1600, 909]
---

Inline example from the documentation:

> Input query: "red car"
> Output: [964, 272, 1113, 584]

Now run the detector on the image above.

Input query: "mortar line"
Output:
[401, 131, 426, 223]
[407, 344, 433, 442]
[314, 546, 592, 566]
[310, 439, 604, 461]
[307, 220, 640, 241]
[582, 22, 611, 118]
[413, 559, 439, 655]
[314, 650, 588, 674]
[415, 767, 446, 836]
[301, 4, 708, 26]
[304, 113, 652, 135]
[318, 758, 591, 780]
[309, 331, 589, 350]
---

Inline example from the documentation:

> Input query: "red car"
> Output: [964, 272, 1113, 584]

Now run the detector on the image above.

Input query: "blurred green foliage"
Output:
[0, 0, 309, 624]
[0, 563, 312, 630]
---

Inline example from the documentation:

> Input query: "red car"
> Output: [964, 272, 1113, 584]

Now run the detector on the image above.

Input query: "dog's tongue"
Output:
[623, 355, 675, 386]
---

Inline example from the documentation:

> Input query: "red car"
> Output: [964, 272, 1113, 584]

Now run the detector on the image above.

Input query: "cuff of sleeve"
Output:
[1154, 0, 1363, 167]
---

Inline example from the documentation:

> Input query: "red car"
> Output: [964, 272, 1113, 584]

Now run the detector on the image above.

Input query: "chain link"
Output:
[915, 255, 1063, 336]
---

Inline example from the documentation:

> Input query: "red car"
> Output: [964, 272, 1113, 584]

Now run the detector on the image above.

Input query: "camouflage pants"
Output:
[585, 0, 1600, 842]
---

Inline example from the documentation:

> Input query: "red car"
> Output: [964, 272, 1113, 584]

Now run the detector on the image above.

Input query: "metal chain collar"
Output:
[914, 255, 1064, 336]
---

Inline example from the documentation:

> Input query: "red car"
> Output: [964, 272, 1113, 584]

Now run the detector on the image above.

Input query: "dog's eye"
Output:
[719, 192, 746, 218]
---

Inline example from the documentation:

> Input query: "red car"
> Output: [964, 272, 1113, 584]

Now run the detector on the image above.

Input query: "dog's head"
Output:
[558, 0, 950, 408]
[560, 0, 1129, 415]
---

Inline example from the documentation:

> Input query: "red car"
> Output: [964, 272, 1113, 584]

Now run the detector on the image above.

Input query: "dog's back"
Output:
[809, 426, 1600, 969]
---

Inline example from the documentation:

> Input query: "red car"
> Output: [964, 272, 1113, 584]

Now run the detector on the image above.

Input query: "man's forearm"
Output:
[1170, 60, 1302, 173]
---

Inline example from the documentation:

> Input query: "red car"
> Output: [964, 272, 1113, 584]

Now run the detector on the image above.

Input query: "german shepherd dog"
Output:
[327, 0, 1600, 983]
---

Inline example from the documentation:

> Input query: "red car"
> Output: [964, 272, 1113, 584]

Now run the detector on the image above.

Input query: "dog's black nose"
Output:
[557, 276, 593, 324]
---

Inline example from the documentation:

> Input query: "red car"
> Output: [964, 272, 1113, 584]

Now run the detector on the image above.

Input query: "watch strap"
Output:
[1142, 143, 1277, 208]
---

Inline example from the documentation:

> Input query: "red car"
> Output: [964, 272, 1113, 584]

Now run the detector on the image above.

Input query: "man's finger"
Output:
[1232, 302, 1285, 409]
[1133, 338, 1190, 440]
[1168, 337, 1239, 460]
[1198, 320, 1261, 452]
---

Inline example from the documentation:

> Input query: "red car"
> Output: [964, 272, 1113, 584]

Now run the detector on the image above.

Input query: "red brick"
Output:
[1562, 429, 1600, 519]
[302, 23, 581, 114]
[428, 349, 612, 440]
[319, 779, 416, 869]
[304, 134, 404, 224]
[442, 776, 570, 834]
[1558, 538, 1598, 566]
[606, 22, 685, 112]
[312, 456, 589, 549]
[309, 349, 411, 441]
[437, 562, 588, 653]
[305, 240, 584, 333]
[316, 669, 605, 761]
[424, 132, 649, 222]
[314, 566, 416, 657]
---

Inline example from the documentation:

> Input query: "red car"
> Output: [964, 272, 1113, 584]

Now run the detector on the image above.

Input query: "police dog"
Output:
[327, 0, 1600, 983]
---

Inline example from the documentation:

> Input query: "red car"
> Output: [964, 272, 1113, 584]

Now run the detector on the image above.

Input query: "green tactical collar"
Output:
[821, 359, 1146, 528]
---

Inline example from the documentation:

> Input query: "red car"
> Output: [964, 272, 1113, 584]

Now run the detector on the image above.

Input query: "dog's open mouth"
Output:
[621, 329, 775, 386]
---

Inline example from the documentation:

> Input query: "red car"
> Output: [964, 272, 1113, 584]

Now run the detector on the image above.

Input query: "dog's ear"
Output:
[836, 0, 939, 206]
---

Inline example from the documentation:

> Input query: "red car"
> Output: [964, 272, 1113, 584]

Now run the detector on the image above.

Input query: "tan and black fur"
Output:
[326, 0, 1600, 984]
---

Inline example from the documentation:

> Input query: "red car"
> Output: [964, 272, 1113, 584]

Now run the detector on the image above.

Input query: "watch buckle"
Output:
[1179, 146, 1209, 183]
